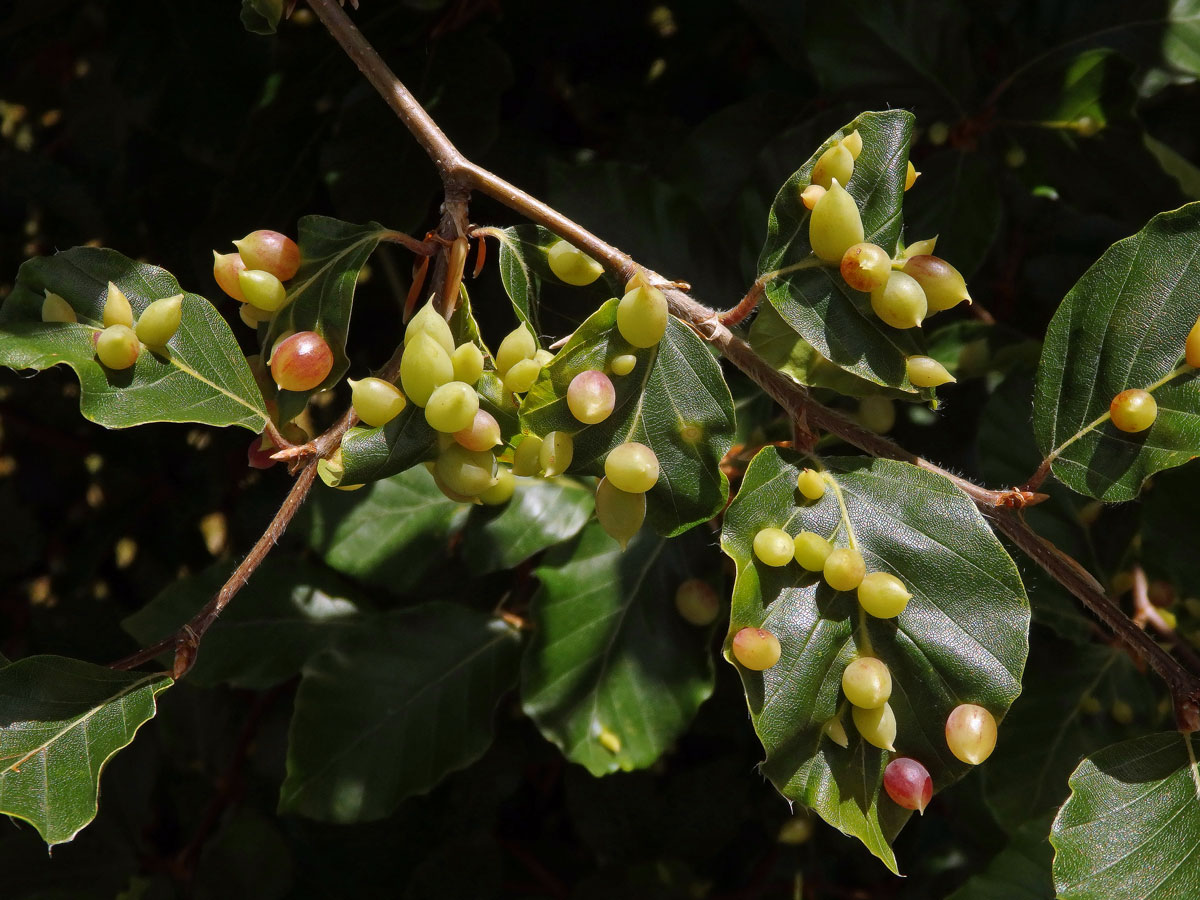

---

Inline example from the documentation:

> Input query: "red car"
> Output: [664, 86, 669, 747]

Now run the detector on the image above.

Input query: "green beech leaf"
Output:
[304, 466, 467, 592]
[721, 448, 1029, 872]
[279, 603, 521, 822]
[492, 225, 554, 334]
[522, 523, 717, 777]
[0, 248, 269, 431]
[984, 640, 1157, 831]
[1051, 732, 1200, 900]
[240, 0, 282, 35]
[748, 301, 903, 399]
[264, 216, 390, 421]
[978, 374, 1099, 641]
[945, 815, 1054, 900]
[1033, 204, 1200, 501]
[121, 557, 366, 690]
[462, 477, 593, 574]
[756, 110, 927, 392]
[519, 299, 735, 536]
[0, 656, 172, 846]
[336, 406, 439, 487]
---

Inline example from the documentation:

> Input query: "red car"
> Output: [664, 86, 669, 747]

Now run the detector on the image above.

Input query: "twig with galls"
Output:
[304, 0, 1200, 729]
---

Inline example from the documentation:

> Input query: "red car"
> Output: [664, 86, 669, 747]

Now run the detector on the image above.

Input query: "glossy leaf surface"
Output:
[1052, 732, 1200, 900]
[462, 477, 593, 574]
[0, 656, 171, 846]
[756, 110, 925, 391]
[0, 248, 269, 431]
[520, 299, 735, 536]
[279, 603, 520, 822]
[1033, 204, 1200, 500]
[721, 448, 1029, 872]
[522, 523, 716, 776]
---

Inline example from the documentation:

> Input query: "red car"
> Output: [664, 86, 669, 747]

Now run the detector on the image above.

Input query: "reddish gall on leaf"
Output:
[233, 230, 301, 281]
[270, 331, 334, 392]
[884, 758, 933, 813]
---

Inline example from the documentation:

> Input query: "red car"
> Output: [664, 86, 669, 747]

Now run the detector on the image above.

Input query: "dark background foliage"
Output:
[1, 0, 1196, 896]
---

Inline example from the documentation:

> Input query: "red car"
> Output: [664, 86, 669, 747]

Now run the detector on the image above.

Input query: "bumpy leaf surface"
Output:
[522, 523, 716, 776]
[721, 448, 1029, 872]
[1033, 204, 1200, 501]
[279, 603, 520, 822]
[520, 298, 735, 536]
[1, 248, 269, 430]
[755, 110, 927, 392]
[0, 656, 171, 846]
[1052, 732, 1200, 900]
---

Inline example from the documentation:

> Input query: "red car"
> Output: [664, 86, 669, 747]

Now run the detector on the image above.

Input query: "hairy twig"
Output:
[306, 0, 1200, 728]
[111, 459, 319, 675]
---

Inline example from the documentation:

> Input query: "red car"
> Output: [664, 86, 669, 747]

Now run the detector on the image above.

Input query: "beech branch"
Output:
[306, 0, 1200, 728]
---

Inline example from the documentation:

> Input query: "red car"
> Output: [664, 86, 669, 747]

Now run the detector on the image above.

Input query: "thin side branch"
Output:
[307, 0, 1200, 726]
[111, 459, 319, 675]
[1132, 565, 1200, 674]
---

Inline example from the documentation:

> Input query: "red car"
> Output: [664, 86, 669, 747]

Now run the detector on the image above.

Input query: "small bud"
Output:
[539, 430, 574, 477]
[870, 272, 927, 329]
[595, 476, 645, 548]
[452, 342, 485, 385]
[406, 299, 456, 356]
[902, 255, 971, 313]
[811, 142, 855, 190]
[1185, 315, 1200, 368]
[809, 179, 865, 263]
[611, 353, 638, 376]
[841, 129, 863, 159]
[233, 230, 301, 281]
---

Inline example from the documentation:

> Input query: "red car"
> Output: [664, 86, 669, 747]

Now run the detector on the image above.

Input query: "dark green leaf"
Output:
[279, 603, 521, 822]
[1, 248, 269, 431]
[722, 448, 1029, 872]
[336, 406, 439, 487]
[1033, 203, 1200, 501]
[945, 815, 1054, 900]
[748, 300, 904, 399]
[1141, 461, 1200, 595]
[264, 216, 389, 420]
[121, 557, 366, 689]
[522, 523, 717, 776]
[304, 466, 467, 592]
[519, 299, 735, 536]
[984, 641, 1156, 831]
[1051, 732, 1200, 900]
[492, 225, 556, 335]
[240, 0, 282, 35]
[756, 110, 927, 392]
[0, 656, 172, 846]
[902, 150, 1001, 278]
[461, 476, 592, 574]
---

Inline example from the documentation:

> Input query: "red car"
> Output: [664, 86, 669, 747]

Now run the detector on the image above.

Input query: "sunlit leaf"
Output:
[1033, 203, 1200, 501]
[522, 523, 716, 776]
[1051, 732, 1200, 900]
[0, 656, 171, 846]
[721, 447, 1029, 872]
[0, 248, 269, 431]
